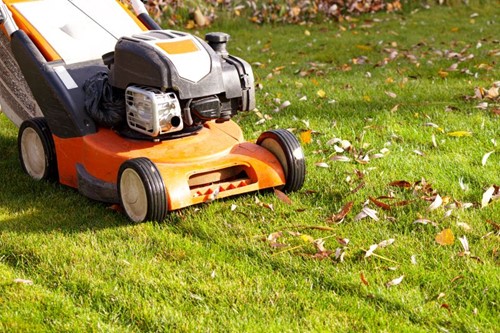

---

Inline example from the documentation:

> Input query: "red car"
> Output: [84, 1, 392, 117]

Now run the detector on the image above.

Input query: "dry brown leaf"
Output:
[486, 219, 500, 231]
[274, 189, 292, 205]
[350, 181, 366, 194]
[389, 180, 412, 188]
[360, 272, 369, 286]
[369, 197, 391, 210]
[328, 201, 354, 223]
[441, 304, 452, 314]
[436, 228, 455, 246]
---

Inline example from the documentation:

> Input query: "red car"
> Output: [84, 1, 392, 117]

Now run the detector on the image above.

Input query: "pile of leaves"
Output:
[123, 0, 404, 28]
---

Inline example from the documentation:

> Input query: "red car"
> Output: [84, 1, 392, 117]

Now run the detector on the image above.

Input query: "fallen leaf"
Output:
[458, 235, 470, 255]
[385, 91, 397, 98]
[350, 181, 366, 194]
[317, 89, 326, 98]
[481, 186, 495, 208]
[337, 238, 350, 246]
[13, 279, 33, 285]
[378, 238, 395, 248]
[267, 232, 283, 242]
[475, 102, 488, 110]
[355, 206, 379, 222]
[314, 238, 328, 253]
[436, 228, 455, 245]
[428, 194, 443, 211]
[274, 189, 292, 205]
[300, 234, 315, 243]
[300, 130, 312, 144]
[438, 70, 449, 78]
[369, 197, 391, 210]
[486, 219, 500, 231]
[389, 180, 412, 188]
[364, 244, 378, 258]
[385, 275, 404, 287]
[450, 275, 464, 283]
[360, 272, 369, 286]
[447, 131, 472, 137]
[457, 222, 472, 231]
[481, 151, 495, 166]
[330, 155, 351, 162]
[441, 303, 452, 314]
[413, 218, 438, 227]
[315, 162, 329, 168]
[328, 201, 354, 223]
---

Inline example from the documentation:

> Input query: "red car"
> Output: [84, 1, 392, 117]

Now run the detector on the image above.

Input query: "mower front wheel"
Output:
[118, 158, 168, 223]
[18, 117, 58, 181]
[257, 129, 305, 192]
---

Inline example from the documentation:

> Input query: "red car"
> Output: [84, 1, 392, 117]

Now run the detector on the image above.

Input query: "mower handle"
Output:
[0, 0, 18, 36]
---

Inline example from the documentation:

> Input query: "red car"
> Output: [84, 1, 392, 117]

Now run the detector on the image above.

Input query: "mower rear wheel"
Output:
[118, 158, 167, 223]
[18, 117, 58, 181]
[257, 129, 305, 192]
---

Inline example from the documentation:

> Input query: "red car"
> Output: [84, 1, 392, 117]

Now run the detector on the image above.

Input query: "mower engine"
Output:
[107, 30, 255, 138]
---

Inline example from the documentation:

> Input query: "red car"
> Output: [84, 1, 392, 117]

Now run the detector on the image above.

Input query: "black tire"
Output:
[257, 129, 306, 192]
[117, 158, 168, 222]
[18, 117, 58, 181]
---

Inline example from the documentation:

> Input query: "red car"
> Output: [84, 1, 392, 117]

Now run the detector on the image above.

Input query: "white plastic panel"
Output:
[13, 0, 142, 64]
[67, 0, 143, 39]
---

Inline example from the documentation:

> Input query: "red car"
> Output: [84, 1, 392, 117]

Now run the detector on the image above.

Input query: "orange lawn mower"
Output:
[0, 0, 305, 222]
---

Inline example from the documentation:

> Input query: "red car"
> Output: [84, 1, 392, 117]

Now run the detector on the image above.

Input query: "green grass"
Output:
[1, 3, 499, 332]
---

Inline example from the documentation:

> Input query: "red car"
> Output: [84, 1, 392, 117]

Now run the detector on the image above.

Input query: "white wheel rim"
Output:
[21, 127, 47, 180]
[261, 138, 288, 177]
[120, 169, 148, 222]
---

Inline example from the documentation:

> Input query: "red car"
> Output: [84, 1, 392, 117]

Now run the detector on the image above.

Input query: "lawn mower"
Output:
[0, 0, 305, 222]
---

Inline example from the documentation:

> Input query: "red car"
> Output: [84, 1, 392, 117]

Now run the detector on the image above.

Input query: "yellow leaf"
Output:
[447, 131, 472, 137]
[385, 77, 394, 84]
[438, 70, 449, 78]
[185, 20, 195, 30]
[300, 234, 315, 243]
[300, 130, 312, 144]
[304, 30, 311, 36]
[436, 229, 455, 246]
[363, 95, 371, 102]
[356, 44, 372, 51]
[451, 27, 459, 32]
[317, 89, 326, 98]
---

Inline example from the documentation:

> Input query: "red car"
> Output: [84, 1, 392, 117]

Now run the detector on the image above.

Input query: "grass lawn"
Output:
[1, 2, 499, 332]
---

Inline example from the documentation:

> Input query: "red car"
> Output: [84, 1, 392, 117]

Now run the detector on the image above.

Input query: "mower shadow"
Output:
[0, 126, 138, 233]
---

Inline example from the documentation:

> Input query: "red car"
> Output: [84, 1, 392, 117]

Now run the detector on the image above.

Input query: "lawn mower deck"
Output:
[0, 0, 305, 222]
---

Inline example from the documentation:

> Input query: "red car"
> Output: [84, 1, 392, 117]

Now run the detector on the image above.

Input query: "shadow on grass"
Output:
[0, 131, 138, 233]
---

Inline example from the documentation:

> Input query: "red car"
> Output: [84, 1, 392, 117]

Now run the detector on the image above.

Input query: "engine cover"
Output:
[107, 29, 255, 131]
